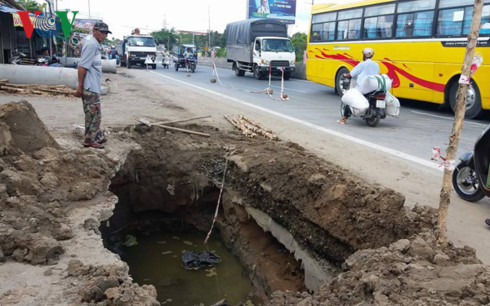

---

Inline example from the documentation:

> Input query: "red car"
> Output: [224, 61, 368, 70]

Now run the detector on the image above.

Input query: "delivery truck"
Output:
[226, 19, 295, 80]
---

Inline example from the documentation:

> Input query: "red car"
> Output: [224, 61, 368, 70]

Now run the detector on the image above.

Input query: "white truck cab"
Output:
[226, 19, 296, 80]
[122, 35, 157, 69]
[252, 37, 295, 79]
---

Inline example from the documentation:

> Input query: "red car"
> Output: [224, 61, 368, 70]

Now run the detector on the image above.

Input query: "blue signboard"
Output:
[248, 0, 296, 24]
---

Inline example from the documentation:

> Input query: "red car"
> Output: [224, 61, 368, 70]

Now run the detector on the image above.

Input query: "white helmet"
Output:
[362, 47, 374, 58]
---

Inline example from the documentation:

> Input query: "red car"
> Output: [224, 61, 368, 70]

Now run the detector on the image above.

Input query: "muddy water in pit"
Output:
[121, 231, 253, 305]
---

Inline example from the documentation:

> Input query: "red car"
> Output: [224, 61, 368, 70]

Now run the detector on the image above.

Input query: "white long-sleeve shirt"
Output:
[350, 59, 380, 89]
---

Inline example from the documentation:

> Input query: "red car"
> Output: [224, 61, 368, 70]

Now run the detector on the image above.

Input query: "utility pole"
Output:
[88, 0, 91, 19]
[437, 0, 483, 247]
[208, 5, 211, 49]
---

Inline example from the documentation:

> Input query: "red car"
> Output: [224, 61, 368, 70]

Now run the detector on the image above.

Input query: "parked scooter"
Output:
[35, 56, 51, 66]
[9, 49, 26, 65]
[453, 124, 490, 202]
[339, 76, 389, 127]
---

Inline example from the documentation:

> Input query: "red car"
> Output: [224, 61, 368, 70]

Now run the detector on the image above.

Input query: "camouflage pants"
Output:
[82, 90, 103, 143]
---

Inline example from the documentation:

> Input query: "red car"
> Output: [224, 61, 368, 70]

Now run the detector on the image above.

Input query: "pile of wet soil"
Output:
[0, 101, 158, 305]
[270, 230, 490, 305]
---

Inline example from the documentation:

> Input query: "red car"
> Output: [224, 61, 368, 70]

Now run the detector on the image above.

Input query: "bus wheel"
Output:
[335, 67, 349, 96]
[449, 80, 483, 119]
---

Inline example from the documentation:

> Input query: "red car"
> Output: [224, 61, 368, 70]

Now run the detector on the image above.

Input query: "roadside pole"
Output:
[438, 0, 483, 247]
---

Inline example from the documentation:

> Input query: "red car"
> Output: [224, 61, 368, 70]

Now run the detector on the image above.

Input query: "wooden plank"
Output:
[152, 123, 210, 137]
[154, 115, 211, 126]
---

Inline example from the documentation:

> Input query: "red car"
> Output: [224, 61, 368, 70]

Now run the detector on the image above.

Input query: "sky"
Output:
[33, 0, 359, 40]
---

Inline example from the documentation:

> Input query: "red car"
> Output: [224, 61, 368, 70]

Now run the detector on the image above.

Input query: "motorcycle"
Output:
[339, 76, 389, 127]
[185, 56, 196, 73]
[452, 124, 490, 202]
[9, 49, 26, 65]
[35, 56, 51, 66]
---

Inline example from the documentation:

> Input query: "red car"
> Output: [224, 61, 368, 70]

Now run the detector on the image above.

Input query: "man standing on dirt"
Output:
[74, 22, 111, 149]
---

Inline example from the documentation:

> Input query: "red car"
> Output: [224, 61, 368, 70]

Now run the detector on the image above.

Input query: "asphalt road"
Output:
[150, 63, 490, 167]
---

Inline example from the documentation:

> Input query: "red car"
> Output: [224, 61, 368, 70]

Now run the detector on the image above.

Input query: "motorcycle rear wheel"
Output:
[365, 111, 381, 127]
[452, 163, 485, 202]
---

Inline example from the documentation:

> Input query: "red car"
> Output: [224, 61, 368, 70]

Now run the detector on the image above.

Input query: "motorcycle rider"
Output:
[108, 45, 120, 65]
[337, 47, 380, 125]
[183, 47, 194, 70]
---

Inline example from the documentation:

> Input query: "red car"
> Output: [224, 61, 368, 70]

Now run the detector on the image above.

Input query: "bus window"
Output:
[323, 22, 336, 41]
[312, 12, 336, 24]
[463, 5, 490, 35]
[310, 12, 336, 42]
[311, 24, 323, 42]
[337, 19, 361, 40]
[439, 0, 476, 8]
[396, 11, 434, 37]
[337, 8, 362, 20]
[437, 8, 465, 36]
[337, 21, 347, 40]
[397, 0, 436, 13]
[413, 11, 434, 36]
[365, 3, 395, 17]
[364, 15, 394, 39]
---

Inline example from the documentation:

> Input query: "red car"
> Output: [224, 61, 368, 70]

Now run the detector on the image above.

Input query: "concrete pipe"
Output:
[58, 57, 117, 73]
[101, 59, 117, 73]
[58, 56, 79, 68]
[0, 64, 78, 89]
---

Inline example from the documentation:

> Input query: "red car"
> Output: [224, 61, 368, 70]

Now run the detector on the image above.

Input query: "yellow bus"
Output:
[306, 0, 490, 118]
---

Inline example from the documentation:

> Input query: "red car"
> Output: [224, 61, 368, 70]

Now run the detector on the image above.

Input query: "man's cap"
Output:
[362, 47, 374, 57]
[93, 22, 112, 34]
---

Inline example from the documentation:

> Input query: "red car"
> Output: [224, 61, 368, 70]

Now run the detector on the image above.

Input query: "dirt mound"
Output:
[0, 101, 58, 154]
[0, 145, 113, 263]
[270, 230, 490, 305]
[0, 102, 159, 304]
[66, 260, 159, 305]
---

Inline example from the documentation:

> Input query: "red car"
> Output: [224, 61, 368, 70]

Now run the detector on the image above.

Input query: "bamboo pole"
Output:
[137, 118, 210, 137]
[225, 115, 278, 140]
[438, 0, 483, 247]
[151, 115, 212, 126]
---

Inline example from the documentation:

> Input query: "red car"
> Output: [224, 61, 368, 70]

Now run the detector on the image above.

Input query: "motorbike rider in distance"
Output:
[183, 47, 194, 71]
[337, 47, 380, 125]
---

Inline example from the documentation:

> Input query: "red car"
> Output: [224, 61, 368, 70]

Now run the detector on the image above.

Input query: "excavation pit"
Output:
[99, 124, 437, 304]
[1, 101, 488, 305]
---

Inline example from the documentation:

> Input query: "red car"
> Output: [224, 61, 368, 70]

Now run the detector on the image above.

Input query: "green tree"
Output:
[209, 31, 226, 48]
[15, 0, 46, 11]
[151, 28, 179, 51]
[291, 32, 307, 62]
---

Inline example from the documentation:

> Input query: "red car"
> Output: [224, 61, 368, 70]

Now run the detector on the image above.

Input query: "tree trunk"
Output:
[438, 0, 483, 247]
